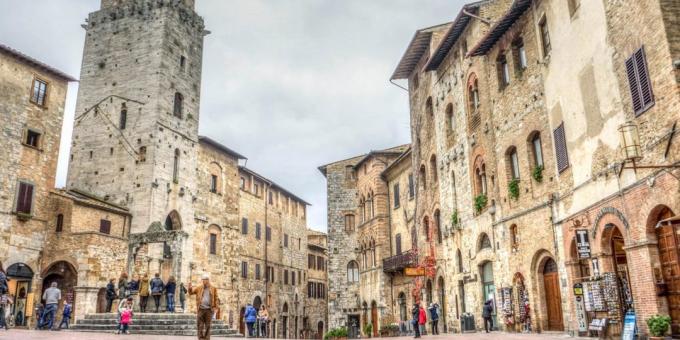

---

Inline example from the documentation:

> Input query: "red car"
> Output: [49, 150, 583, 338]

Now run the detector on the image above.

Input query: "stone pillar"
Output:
[74, 286, 101, 321]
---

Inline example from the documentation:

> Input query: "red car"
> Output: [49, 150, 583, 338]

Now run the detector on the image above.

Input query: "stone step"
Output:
[84, 312, 200, 320]
[77, 318, 222, 325]
[72, 312, 242, 337]
[72, 328, 241, 336]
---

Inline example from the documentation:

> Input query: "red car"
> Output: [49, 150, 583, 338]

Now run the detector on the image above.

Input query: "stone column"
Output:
[74, 286, 101, 321]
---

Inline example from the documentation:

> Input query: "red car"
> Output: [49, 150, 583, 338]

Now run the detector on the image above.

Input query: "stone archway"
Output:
[42, 261, 78, 326]
[128, 219, 189, 285]
[6, 263, 34, 326]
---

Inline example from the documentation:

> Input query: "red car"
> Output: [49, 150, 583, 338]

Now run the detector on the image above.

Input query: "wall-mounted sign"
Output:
[405, 267, 426, 276]
[574, 295, 587, 332]
[575, 229, 591, 259]
[573, 283, 583, 296]
[592, 258, 600, 276]
[622, 311, 636, 340]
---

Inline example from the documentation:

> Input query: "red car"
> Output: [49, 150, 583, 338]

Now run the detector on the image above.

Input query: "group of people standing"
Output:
[105, 273, 187, 314]
[410, 302, 440, 338]
[243, 303, 269, 338]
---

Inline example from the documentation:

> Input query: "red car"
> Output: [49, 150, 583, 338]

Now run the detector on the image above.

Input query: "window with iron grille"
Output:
[553, 123, 569, 173]
[99, 219, 111, 234]
[625, 46, 654, 116]
[31, 79, 47, 106]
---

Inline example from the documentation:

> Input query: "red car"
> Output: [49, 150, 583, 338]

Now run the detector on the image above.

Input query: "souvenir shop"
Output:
[499, 274, 532, 333]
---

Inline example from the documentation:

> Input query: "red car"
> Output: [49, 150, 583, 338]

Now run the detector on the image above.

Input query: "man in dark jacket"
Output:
[482, 299, 494, 333]
[428, 303, 439, 335]
[150, 273, 164, 313]
[411, 303, 420, 338]
[105, 279, 117, 313]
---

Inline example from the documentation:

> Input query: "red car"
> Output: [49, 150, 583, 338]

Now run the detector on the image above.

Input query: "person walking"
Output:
[34, 303, 44, 330]
[179, 283, 187, 312]
[150, 273, 164, 313]
[139, 274, 150, 313]
[117, 273, 128, 301]
[411, 304, 420, 338]
[0, 263, 8, 331]
[119, 303, 133, 335]
[188, 274, 218, 340]
[428, 303, 439, 335]
[244, 303, 257, 337]
[106, 279, 117, 313]
[165, 276, 177, 313]
[58, 301, 72, 330]
[41, 282, 61, 330]
[257, 305, 269, 337]
[418, 304, 427, 336]
[482, 299, 494, 333]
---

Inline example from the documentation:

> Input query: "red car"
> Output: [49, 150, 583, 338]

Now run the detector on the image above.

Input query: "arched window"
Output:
[497, 52, 510, 88]
[467, 74, 481, 130]
[173, 148, 180, 183]
[479, 233, 491, 250]
[506, 146, 520, 179]
[208, 224, 221, 255]
[55, 213, 64, 232]
[411, 226, 418, 248]
[209, 162, 222, 194]
[434, 210, 442, 244]
[528, 131, 544, 168]
[473, 156, 488, 196]
[423, 216, 430, 242]
[119, 103, 127, 130]
[361, 243, 367, 269]
[456, 249, 463, 273]
[510, 224, 518, 249]
[371, 239, 377, 267]
[359, 196, 366, 223]
[419, 165, 427, 189]
[347, 261, 359, 282]
[430, 155, 438, 183]
[445, 103, 454, 135]
[368, 191, 375, 218]
[173, 92, 184, 118]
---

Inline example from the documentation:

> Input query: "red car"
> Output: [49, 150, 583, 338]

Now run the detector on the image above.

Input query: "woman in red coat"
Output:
[418, 305, 427, 335]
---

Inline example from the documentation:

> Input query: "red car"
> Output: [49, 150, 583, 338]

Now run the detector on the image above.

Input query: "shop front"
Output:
[6, 263, 34, 327]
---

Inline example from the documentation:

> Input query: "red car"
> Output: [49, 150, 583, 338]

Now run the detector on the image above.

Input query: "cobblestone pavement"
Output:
[0, 329, 590, 339]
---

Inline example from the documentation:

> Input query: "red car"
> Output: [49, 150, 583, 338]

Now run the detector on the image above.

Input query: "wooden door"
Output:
[543, 259, 564, 331]
[371, 304, 378, 337]
[657, 221, 680, 334]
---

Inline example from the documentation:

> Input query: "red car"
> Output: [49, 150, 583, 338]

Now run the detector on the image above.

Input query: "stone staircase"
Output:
[72, 313, 242, 337]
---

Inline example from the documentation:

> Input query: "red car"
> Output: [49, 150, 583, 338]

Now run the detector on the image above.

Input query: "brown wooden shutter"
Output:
[99, 219, 111, 234]
[626, 46, 654, 116]
[16, 182, 33, 214]
[553, 123, 569, 173]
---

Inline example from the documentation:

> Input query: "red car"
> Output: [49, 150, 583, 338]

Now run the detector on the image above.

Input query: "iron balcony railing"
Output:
[383, 250, 417, 273]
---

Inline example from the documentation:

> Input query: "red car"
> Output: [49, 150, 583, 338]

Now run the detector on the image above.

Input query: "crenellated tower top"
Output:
[101, 0, 195, 10]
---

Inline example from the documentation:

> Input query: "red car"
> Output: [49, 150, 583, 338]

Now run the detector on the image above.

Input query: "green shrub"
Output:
[474, 194, 488, 213]
[647, 315, 671, 337]
[532, 165, 544, 182]
[451, 210, 460, 229]
[508, 178, 520, 200]
[363, 323, 373, 337]
[324, 327, 349, 340]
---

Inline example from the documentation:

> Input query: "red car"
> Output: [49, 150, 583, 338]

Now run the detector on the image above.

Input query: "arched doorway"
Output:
[317, 321, 324, 339]
[282, 302, 289, 339]
[253, 296, 262, 310]
[6, 263, 34, 326]
[481, 261, 496, 328]
[542, 258, 563, 331]
[239, 307, 245, 335]
[398, 292, 407, 324]
[370, 301, 378, 337]
[437, 276, 447, 332]
[42, 261, 77, 327]
[426, 279, 433, 306]
[652, 206, 679, 332]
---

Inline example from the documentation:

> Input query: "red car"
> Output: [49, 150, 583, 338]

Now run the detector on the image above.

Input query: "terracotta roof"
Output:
[390, 23, 452, 80]
[0, 43, 77, 82]
[52, 188, 130, 215]
[468, 0, 532, 57]
[381, 147, 412, 178]
[198, 136, 247, 160]
[352, 144, 411, 170]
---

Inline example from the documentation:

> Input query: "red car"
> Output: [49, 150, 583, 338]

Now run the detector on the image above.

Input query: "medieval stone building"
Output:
[306, 229, 329, 338]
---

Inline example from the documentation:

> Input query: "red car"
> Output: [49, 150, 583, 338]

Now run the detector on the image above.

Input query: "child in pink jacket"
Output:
[119, 306, 133, 334]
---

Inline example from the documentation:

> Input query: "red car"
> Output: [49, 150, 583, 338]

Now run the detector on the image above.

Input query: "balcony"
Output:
[383, 250, 417, 273]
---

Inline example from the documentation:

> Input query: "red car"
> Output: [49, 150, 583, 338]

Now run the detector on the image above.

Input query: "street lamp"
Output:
[618, 121, 679, 177]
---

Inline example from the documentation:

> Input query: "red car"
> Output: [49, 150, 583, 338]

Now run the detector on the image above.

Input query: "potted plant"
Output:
[474, 194, 488, 213]
[647, 315, 671, 339]
[363, 323, 373, 338]
[379, 323, 400, 337]
[508, 178, 520, 200]
[324, 327, 348, 340]
[532, 165, 544, 182]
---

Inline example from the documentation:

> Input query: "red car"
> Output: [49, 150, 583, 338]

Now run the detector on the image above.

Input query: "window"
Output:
[446, 104, 454, 135]
[239, 177, 246, 190]
[309, 255, 315, 269]
[539, 16, 551, 57]
[553, 122, 569, 172]
[241, 261, 248, 279]
[266, 266, 274, 282]
[411, 226, 418, 248]
[266, 226, 272, 241]
[284, 270, 289, 285]
[529, 132, 544, 168]
[419, 165, 427, 189]
[209, 233, 217, 255]
[344, 214, 355, 233]
[284, 234, 289, 247]
[424, 217, 431, 242]
[56, 214, 64, 232]
[507, 147, 520, 179]
[180, 55, 186, 71]
[479, 233, 491, 250]
[497, 53, 510, 87]
[30, 78, 47, 106]
[474, 157, 488, 196]
[173, 92, 184, 118]
[99, 219, 111, 234]
[254, 183, 260, 197]
[317, 256, 324, 270]
[430, 155, 438, 183]
[626, 46, 654, 115]
[393, 183, 400, 208]
[456, 249, 463, 273]
[510, 224, 518, 249]
[255, 264, 261, 280]
[139, 146, 147, 162]
[269, 191, 273, 205]
[15, 182, 34, 214]
[512, 38, 527, 72]
[173, 148, 180, 183]
[25, 129, 41, 148]
[119, 104, 127, 130]
[395, 234, 402, 255]
[255, 223, 261, 240]
[210, 175, 218, 193]
[347, 261, 359, 282]
[241, 218, 248, 235]
[435, 210, 442, 244]
[408, 173, 415, 198]
[292, 271, 296, 285]
[468, 77, 480, 112]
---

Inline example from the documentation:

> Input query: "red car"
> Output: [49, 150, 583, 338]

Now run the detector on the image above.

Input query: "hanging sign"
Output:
[574, 295, 587, 333]
[622, 311, 636, 340]
[576, 229, 591, 259]
[573, 283, 583, 296]
[592, 258, 600, 276]
[404, 267, 426, 276]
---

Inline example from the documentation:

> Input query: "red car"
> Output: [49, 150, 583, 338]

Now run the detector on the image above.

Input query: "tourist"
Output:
[1, 294, 12, 330]
[187, 273, 217, 340]
[150, 273, 164, 313]
[139, 274, 150, 313]
[58, 301, 72, 329]
[34, 303, 44, 330]
[482, 299, 494, 333]
[41, 282, 61, 330]
[411, 303, 420, 338]
[118, 273, 128, 301]
[418, 304, 427, 336]
[0, 262, 8, 331]
[244, 303, 257, 337]
[257, 305, 269, 337]
[428, 302, 439, 335]
[119, 304, 133, 335]
[128, 274, 140, 295]
[106, 278, 117, 313]
[179, 282, 187, 312]
[116, 296, 133, 334]
[165, 276, 177, 313]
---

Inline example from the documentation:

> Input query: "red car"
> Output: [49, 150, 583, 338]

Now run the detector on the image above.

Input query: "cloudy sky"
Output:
[1, 0, 465, 231]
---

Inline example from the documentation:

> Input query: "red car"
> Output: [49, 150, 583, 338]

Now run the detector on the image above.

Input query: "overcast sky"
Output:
[1, 0, 465, 232]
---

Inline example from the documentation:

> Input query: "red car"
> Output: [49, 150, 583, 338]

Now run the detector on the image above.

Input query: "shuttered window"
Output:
[241, 218, 248, 234]
[99, 219, 111, 234]
[553, 123, 569, 173]
[16, 182, 34, 214]
[625, 46, 654, 116]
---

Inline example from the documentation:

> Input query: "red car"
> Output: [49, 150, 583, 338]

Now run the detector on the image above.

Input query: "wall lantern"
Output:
[618, 121, 679, 178]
